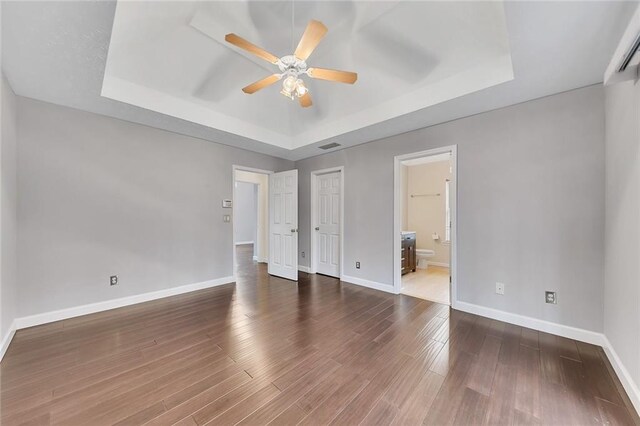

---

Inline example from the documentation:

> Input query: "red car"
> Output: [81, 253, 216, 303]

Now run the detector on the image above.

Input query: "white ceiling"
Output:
[2, 1, 636, 160]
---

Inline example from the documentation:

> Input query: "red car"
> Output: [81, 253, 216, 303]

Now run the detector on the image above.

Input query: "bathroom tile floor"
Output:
[401, 266, 450, 305]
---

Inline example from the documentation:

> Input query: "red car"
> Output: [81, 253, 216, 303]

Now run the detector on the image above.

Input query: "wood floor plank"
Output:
[427, 351, 476, 425]
[328, 353, 413, 425]
[576, 341, 626, 407]
[267, 402, 307, 425]
[498, 323, 522, 366]
[146, 372, 251, 425]
[298, 373, 369, 425]
[53, 351, 235, 425]
[466, 334, 502, 396]
[560, 356, 607, 424]
[483, 363, 519, 425]
[540, 379, 575, 425]
[112, 401, 166, 426]
[0, 244, 636, 426]
[514, 345, 542, 420]
[359, 398, 398, 425]
[596, 397, 639, 426]
[162, 368, 249, 410]
[187, 377, 273, 425]
[294, 365, 355, 415]
[201, 382, 281, 425]
[380, 341, 443, 408]
[236, 359, 342, 425]
[390, 371, 444, 425]
[520, 327, 539, 350]
[453, 386, 490, 425]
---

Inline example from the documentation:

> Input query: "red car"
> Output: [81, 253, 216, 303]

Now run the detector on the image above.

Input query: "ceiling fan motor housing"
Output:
[278, 55, 308, 77]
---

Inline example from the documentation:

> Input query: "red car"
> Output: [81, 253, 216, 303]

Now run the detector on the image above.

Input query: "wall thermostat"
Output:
[222, 199, 232, 208]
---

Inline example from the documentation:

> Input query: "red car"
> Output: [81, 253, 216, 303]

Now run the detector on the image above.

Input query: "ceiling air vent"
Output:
[318, 143, 341, 150]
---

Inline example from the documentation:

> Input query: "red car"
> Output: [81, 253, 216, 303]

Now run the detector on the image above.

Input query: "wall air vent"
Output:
[604, 6, 640, 85]
[618, 32, 640, 72]
[318, 143, 341, 150]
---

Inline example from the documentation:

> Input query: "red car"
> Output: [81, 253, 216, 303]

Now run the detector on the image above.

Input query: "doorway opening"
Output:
[394, 146, 457, 306]
[232, 166, 272, 277]
[310, 167, 344, 279]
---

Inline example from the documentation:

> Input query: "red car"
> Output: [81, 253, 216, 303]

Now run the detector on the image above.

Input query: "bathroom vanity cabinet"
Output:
[401, 232, 417, 275]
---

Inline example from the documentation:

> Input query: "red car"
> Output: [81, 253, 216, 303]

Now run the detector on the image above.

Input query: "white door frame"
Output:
[393, 146, 458, 307]
[232, 165, 273, 280]
[310, 166, 345, 279]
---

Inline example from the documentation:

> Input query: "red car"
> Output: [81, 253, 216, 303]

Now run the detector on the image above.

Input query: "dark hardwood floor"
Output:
[1, 244, 637, 425]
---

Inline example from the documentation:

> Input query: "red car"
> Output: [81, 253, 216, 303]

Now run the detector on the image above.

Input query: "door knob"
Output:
[315, 227, 320, 231]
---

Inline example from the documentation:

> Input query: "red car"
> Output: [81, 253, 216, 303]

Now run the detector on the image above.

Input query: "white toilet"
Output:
[416, 249, 435, 269]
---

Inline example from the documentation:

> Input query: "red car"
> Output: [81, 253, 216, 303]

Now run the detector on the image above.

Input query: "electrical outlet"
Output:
[110, 275, 118, 286]
[495, 282, 505, 295]
[356, 261, 361, 269]
[545, 291, 557, 304]
[223, 215, 231, 223]
[301, 252, 305, 258]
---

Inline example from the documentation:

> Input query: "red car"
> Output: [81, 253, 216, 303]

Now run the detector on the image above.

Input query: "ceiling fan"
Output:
[225, 20, 358, 108]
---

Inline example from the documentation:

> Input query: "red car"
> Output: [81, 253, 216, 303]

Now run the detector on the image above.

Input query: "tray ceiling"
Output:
[102, 1, 513, 150]
[2, 1, 635, 160]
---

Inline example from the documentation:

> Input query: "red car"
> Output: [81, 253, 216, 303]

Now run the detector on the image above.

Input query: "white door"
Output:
[269, 170, 298, 281]
[315, 172, 341, 277]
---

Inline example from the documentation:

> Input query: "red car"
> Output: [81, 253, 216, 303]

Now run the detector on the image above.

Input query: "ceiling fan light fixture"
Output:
[295, 79, 308, 97]
[282, 75, 297, 91]
[280, 88, 295, 100]
[281, 75, 297, 100]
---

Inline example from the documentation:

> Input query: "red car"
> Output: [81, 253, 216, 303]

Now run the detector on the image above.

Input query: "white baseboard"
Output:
[602, 337, 640, 414]
[427, 261, 450, 268]
[0, 321, 17, 362]
[455, 301, 604, 346]
[15, 276, 235, 330]
[341, 274, 396, 294]
[235, 241, 254, 246]
[253, 255, 258, 261]
[298, 265, 311, 273]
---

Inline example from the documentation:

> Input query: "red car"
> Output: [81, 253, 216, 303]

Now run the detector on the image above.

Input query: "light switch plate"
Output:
[496, 282, 505, 295]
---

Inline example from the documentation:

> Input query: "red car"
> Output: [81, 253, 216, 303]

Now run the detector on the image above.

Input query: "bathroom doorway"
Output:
[393, 146, 457, 306]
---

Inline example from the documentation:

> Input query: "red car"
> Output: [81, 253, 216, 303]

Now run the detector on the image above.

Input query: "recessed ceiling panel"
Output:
[102, 1, 513, 150]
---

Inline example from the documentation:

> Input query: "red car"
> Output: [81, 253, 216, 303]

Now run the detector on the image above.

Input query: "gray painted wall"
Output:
[234, 181, 257, 244]
[16, 98, 292, 317]
[296, 85, 605, 333]
[604, 79, 640, 387]
[1, 74, 18, 340]
[9, 84, 608, 337]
